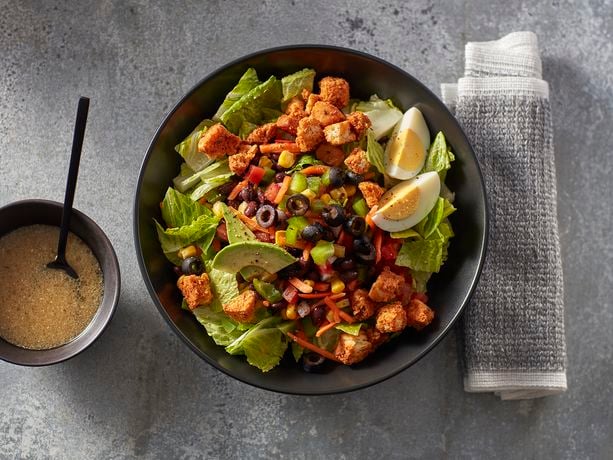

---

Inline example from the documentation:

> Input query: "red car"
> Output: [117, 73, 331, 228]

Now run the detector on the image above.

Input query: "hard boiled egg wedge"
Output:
[372, 171, 440, 233]
[384, 107, 430, 180]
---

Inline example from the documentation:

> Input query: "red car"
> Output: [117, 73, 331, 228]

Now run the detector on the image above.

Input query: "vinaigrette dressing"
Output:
[0, 225, 103, 350]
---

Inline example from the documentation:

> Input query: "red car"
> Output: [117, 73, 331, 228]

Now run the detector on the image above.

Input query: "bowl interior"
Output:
[0, 199, 120, 366]
[135, 46, 487, 394]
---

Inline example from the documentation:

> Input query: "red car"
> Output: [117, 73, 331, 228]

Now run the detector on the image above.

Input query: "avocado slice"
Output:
[220, 203, 262, 280]
[212, 241, 297, 274]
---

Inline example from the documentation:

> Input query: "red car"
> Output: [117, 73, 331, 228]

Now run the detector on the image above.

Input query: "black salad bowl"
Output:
[134, 45, 488, 394]
[0, 199, 120, 366]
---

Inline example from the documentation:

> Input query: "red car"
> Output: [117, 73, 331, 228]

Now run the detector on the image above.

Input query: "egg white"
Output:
[372, 171, 441, 233]
[384, 107, 431, 180]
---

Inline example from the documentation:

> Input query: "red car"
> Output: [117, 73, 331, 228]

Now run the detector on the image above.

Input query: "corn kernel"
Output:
[330, 187, 347, 202]
[275, 230, 286, 247]
[331, 278, 345, 294]
[301, 189, 317, 201]
[281, 308, 289, 320]
[304, 279, 315, 288]
[259, 156, 273, 168]
[325, 310, 335, 322]
[321, 193, 332, 204]
[278, 150, 296, 169]
[345, 185, 357, 197]
[286, 304, 298, 320]
[178, 245, 199, 260]
[212, 201, 225, 218]
[333, 244, 345, 258]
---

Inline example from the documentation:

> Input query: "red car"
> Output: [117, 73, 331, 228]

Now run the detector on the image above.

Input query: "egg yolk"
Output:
[388, 129, 425, 172]
[378, 184, 421, 220]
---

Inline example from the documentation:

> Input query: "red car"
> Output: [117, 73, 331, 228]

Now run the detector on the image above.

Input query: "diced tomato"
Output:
[264, 183, 281, 202]
[216, 223, 228, 242]
[381, 241, 400, 261]
[246, 165, 265, 185]
[283, 285, 299, 304]
[336, 230, 353, 251]
[411, 292, 429, 304]
[317, 262, 335, 281]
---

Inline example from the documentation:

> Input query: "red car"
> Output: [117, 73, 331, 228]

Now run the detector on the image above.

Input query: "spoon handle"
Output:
[56, 97, 90, 260]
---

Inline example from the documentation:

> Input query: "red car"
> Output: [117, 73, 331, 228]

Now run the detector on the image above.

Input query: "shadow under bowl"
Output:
[134, 45, 488, 394]
[0, 199, 121, 366]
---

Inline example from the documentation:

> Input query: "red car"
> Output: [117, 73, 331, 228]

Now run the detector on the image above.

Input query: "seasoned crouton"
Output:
[301, 88, 311, 101]
[319, 76, 350, 109]
[323, 121, 357, 146]
[305, 93, 321, 114]
[376, 301, 407, 333]
[246, 122, 277, 144]
[198, 123, 241, 158]
[315, 143, 345, 167]
[347, 111, 372, 137]
[358, 181, 385, 208]
[229, 145, 257, 175]
[344, 147, 371, 175]
[276, 113, 302, 136]
[310, 101, 346, 127]
[296, 117, 325, 152]
[405, 298, 434, 330]
[177, 273, 213, 310]
[223, 290, 258, 323]
[350, 289, 377, 321]
[285, 96, 306, 115]
[334, 331, 373, 365]
[366, 327, 389, 349]
[368, 267, 404, 302]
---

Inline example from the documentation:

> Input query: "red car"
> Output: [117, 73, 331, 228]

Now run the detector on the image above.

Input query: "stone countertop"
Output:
[1, 1, 611, 458]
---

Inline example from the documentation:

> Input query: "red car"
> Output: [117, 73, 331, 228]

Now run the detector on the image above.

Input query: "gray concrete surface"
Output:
[1, 1, 612, 458]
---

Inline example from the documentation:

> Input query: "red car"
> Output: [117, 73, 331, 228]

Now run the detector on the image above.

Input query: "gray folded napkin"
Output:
[442, 32, 567, 399]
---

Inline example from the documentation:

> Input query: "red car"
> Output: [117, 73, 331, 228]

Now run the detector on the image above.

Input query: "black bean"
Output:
[239, 184, 256, 202]
[310, 305, 327, 326]
[275, 172, 288, 183]
[301, 223, 324, 243]
[244, 201, 258, 217]
[328, 167, 345, 187]
[340, 269, 359, 282]
[345, 171, 364, 185]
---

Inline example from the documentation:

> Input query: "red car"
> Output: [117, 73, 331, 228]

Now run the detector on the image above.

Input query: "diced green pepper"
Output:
[253, 279, 283, 303]
[289, 172, 308, 194]
[261, 167, 275, 185]
[286, 215, 309, 245]
[307, 176, 322, 195]
[310, 199, 326, 213]
[352, 197, 369, 217]
[311, 240, 334, 266]
[321, 169, 331, 186]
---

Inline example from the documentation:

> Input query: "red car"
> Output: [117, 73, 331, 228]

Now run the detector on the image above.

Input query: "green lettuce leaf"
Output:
[395, 219, 454, 273]
[239, 121, 259, 139]
[225, 317, 293, 372]
[189, 174, 233, 201]
[410, 271, 432, 293]
[213, 68, 261, 121]
[161, 188, 212, 228]
[192, 307, 243, 346]
[366, 129, 385, 174]
[281, 68, 315, 103]
[288, 154, 322, 173]
[355, 95, 403, 140]
[291, 342, 304, 362]
[423, 131, 455, 181]
[220, 76, 283, 134]
[154, 213, 219, 265]
[335, 322, 364, 336]
[175, 119, 216, 172]
[173, 159, 231, 193]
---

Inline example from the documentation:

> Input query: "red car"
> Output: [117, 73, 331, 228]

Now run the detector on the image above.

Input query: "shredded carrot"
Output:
[315, 321, 338, 337]
[300, 165, 328, 176]
[338, 310, 356, 324]
[286, 332, 340, 362]
[365, 205, 378, 231]
[311, 292, 345, 309]
[274, 175, 292, 204]
[260, 142, 300, 154]
[313, 282, 330, 292]
[302, 242, 313, 262]
[298, 291, 332, 299]
[228, 179, 248, 201]
[374, 228, 383, 264]
[324, 296, 341, 323]
[289, 277, 314, 294]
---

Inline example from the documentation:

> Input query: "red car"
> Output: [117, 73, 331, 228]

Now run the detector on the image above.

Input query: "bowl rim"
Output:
[0, 198, 121, 366]
[134, 44, 488, 395]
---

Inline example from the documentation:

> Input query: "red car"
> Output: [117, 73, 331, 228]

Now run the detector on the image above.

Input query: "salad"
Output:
[155, 68, 456, 372]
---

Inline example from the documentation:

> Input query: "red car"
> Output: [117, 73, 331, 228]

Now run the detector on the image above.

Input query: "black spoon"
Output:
[47, 96, 90, 279]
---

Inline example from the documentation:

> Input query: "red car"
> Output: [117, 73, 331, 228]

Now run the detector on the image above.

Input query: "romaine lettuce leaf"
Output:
[173, 159, 231, 193]
[281, 68, 315, 103]
[213, 68, 261, 121]
[154, 213, 219, 265]
[175, 119, 216, 172]
[366, 129, 385, 174]
[161, 188, 212, 228]
[410, 271, 432, 293]
[192, 307, 243, 346]
[355, 95, 403, 140]
[423, 131, 455, 181]
[291, 342, 304, 362]
[189, 174, 233, 201]
[395, 218, 454, 273]
[220, 76, 283, 134]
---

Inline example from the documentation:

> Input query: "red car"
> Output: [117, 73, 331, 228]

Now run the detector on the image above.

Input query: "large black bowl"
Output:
[134, 45, 487, 394]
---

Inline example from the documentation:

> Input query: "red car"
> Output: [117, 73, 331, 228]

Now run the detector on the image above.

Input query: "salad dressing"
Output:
[0, 225, 103, 350]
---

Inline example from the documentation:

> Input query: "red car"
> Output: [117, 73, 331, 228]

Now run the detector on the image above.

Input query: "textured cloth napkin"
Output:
[442, 32, 567, 400]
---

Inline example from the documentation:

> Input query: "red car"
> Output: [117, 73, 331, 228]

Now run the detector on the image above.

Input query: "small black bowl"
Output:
[134, 45, 488, 394]
[0, 199, 120, 366]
